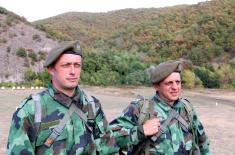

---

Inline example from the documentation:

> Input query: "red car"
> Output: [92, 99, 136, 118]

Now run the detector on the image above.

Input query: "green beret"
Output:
[148, 60, 182, 84]
[44, 41, 82, 67]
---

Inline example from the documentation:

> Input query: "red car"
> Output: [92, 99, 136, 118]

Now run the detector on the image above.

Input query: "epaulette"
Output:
[15, 95, 33, 110]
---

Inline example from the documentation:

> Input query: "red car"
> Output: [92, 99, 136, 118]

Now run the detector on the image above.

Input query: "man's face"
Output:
[154, 72, 182, 103]
[48, 54, 82, 94]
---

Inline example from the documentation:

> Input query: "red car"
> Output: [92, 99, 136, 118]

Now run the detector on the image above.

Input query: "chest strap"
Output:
[44, 103, 93, 147]
[151, 108, 189, 142]
[32, 94, 42, 135]
[33, 91, 96, 147]
[44, 103, 76, 147]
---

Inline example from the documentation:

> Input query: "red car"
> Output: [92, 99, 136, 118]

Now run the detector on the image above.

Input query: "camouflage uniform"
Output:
[110, 92, 211, 155]
[7, 83, 118, 155]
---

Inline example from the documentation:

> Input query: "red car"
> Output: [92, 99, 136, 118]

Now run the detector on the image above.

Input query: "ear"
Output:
[47, 66, 55, 76]
[153, 83, 159, 90]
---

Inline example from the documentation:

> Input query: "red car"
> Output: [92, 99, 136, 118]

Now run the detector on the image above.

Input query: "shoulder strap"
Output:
[135, 95, 153, 155]
[44, 103, 93, 147]
[44, 103, 76, 147]
[180, 98, 200, 154]
[151, 108, 181, 142]
[82, 90, 96, 120]
[138, 95, 148, 125]
[181, 98, 194, 120]
[44, 91, 96, 147]
[32, 94, 42, 134]
[137, 95, 154, 125]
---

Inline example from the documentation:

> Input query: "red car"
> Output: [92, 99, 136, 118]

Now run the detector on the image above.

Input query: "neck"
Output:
[52, 84, 75, 97]
[62, 89, 75, 97]
[158, 93, 174, 106]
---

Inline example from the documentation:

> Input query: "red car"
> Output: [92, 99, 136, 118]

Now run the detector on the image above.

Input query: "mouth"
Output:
[170, 92, 178, 96]
[67, 78, 78, 82]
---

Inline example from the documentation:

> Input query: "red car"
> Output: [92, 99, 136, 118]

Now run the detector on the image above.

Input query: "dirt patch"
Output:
[0, 87, 234, 155]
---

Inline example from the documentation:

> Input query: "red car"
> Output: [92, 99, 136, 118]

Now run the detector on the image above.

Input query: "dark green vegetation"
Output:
[1, 0, 235, 88]
[32, 0, 235, 88]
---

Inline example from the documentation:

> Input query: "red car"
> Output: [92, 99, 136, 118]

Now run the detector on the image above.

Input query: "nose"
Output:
[70, 65, 75, 74]
[171, 82, 178, 89]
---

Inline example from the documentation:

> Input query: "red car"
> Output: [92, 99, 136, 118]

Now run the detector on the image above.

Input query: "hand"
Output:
[143, 118, 160, 136]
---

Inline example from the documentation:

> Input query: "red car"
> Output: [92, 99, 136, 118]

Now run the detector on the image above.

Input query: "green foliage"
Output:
[33, 0, 234, 66]
[182, 70, 196, 89]
[194, 67, 220, 88]
[16, 48, 27, 57]
[23, 69, 51, 87]
[124, 70, 150, 85]
[24, 69, 37, 82]
[30, 0, 234, 87]
[38, 71, 51, 86]
[0, 82, 16, 87]
[182, 69, 202, 88]
[81, 49, 150, 86]
[216, 64, 235, 88]
[35, 24, 71, 40]
[32, 79, 43, 87]
[28, 51, 38, 61]
[0, 7, 8, 14]
[38, 51, 47, 61]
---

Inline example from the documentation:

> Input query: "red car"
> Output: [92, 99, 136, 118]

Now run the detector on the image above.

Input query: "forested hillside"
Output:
[0, 0, 234, 88]
[33, 0, 235, 88]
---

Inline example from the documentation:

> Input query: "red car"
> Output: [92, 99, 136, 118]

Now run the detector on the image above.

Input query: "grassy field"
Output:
[0, 86, 234, 155]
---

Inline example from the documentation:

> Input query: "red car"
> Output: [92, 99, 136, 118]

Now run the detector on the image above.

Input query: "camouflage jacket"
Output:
[110, 92, 211, 155]
[7, 84, 118, 155]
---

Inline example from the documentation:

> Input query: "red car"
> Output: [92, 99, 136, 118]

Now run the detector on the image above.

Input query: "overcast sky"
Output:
[1, 0, 208, 22]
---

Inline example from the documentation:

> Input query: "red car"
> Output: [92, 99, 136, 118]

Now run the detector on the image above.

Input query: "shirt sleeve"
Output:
[7, 100, 36, 155]
[109, 101, 146, 149]
[92, 97, 120, 154]
[191, 107, 211, 155]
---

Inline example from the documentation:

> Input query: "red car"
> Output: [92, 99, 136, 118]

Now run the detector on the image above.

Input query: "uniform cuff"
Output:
[137, 125, 146, 141]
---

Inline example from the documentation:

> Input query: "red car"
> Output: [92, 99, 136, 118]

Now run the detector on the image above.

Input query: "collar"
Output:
[47, 83, 81, 108]
[152, 92, 180, 112]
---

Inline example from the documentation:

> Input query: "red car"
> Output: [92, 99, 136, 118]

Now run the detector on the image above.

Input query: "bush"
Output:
[81, 68, 120, 86]
[38, 51, 47, 61]
[0, 82, 16, 88]
[0, 7, 8, 14]
[194, 67, 220, 88]
[182, 69, 198, 88]
[33, 79, 43, 87]
[124, 70, 150, 85]
[38, 71, 51, 86]
[216, 64, 235, 88]
[24, 69, 37, 82]
[28, 51, 38, 61]
[16, 48, 27, 57]
[82, 49, 150, 86]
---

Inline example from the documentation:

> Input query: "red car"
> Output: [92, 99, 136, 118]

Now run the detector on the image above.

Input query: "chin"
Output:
[170, 96, 179, 101]
[65, 83, 78, 89]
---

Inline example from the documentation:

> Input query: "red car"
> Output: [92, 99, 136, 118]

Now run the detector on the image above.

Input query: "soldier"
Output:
[7, 41, 118, 154]
[110, 60, 211, 154]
